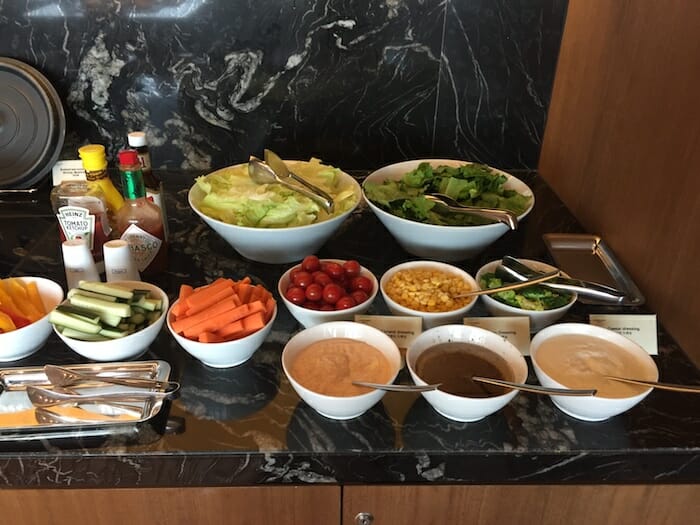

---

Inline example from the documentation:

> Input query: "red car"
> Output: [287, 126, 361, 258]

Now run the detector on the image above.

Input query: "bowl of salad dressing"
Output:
[530, 323, 658, 421]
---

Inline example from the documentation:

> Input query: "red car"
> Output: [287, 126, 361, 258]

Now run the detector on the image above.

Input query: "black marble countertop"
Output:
[0, 171, 699, 488]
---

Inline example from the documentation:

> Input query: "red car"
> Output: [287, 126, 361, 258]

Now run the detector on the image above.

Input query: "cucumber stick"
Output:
[49, 310, 103, 334]
[69, 293, 132, 318]
[78, 281, 134, 300]
[67, 288, 118, 302]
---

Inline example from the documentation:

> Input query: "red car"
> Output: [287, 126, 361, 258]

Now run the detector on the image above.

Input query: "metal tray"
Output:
[0, 360, 171, 442]
[543, 233, 645, 306]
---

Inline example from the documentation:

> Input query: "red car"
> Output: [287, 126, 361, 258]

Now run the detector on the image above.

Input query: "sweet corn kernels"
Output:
[384, 268, 474, 312]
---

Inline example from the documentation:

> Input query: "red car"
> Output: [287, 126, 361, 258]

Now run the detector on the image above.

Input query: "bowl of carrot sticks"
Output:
[167, 277, 277, 368]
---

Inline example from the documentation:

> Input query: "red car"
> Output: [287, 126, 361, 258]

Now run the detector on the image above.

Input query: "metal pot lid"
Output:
[0, 57, 65, 189]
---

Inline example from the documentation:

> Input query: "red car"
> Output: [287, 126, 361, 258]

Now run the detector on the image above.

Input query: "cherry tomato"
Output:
[322, 283, 344, 305]
[289, 266, 303, 281]
[312, 271, 332, 287]
[342, 260, 361, 278]
[350, 276, 373, 293]
[302, 300, 320, 310]
[305, 283, 323, 302]
[335, 295, 358, 310]
[301, 255, 321, 273]
[285, 286, 306, 305]
[292, 271, 314, 288]
[319, 303, 335, 311]
[350, 290, 369, 305]
[324, 262, 344, 280]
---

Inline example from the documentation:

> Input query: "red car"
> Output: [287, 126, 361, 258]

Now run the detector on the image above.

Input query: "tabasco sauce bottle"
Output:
[114, 149, 168, 279]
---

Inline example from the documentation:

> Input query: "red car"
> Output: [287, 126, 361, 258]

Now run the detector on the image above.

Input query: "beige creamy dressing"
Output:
[535, 334, 655, 398]
[290, 338, 393, 397]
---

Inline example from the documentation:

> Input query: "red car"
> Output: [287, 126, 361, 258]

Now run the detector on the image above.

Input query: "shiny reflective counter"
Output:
[0, 171, 698, 488]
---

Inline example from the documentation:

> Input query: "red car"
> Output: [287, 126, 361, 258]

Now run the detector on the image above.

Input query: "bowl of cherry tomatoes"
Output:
[278, 256, 378, 328]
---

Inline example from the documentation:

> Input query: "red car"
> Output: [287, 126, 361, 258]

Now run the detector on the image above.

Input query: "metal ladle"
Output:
[248, 155, 335, 214]
[424, 193, 518, 230]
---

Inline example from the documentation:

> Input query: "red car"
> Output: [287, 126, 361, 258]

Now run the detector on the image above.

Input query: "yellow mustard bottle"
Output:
[78, 144, 125, 217]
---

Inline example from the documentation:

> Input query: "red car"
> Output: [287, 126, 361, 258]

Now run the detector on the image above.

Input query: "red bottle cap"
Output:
[118, 149, 139, 166]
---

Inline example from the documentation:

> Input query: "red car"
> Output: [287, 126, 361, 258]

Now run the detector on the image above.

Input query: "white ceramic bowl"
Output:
[530, 323, 658, 421]
[0, 277, 64, 362]
[362, 159, 534, 261]
[380, 260, 478, 329]
[54, 281, 168, 362]
[281, 321, 402, 420]
[168, 301, 276, 368]
[406, 324, 528, 422]
[189, 162, 362, 264]
[476, 259, 577, 332]
[278, 259, 378, 328]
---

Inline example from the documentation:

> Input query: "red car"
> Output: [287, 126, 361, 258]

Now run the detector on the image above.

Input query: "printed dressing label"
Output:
[56, 206, 95, 250]
[120, 224, 162, 272]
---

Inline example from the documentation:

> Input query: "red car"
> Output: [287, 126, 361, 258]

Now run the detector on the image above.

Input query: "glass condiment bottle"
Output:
[114, 149, 168, 278]
[78, 144, 125, 221]
[50, 180, 112, 273]
[127, 131, 168, 237]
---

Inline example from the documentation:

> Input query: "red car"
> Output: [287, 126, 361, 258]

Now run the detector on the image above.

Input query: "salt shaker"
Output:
[61, 239, 100, 289]
[103, 239, 141, 282]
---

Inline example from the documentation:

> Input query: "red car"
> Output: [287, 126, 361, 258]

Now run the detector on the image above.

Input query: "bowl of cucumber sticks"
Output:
[49, 280, 168, 361]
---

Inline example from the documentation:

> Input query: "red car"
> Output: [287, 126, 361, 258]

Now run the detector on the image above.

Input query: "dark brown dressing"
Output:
[415, 342, 514, 397]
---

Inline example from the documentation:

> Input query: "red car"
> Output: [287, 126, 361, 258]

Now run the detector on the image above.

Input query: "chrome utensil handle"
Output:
[87, 376, 180, 392]
[500, 256, 627, 303]
[26, 386, 176, 408]
[457, 270, 561, 298]
[471, 376, 597, 396]
[352, 381, 441, 392]
[263, 149, 335, 213]
[604, 376, 700, 393]
[425, 193, 518, 230]
[44, 364, 181, 393]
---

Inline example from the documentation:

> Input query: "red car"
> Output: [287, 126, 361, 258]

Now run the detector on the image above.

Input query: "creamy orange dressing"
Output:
[290, 338, 393, 397]
[535, 334, 655, 398]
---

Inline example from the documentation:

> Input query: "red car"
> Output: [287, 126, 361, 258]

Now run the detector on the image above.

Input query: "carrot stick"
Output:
[198, 331, 224, 343]
[184, 278, 235, 310]
[184, 286, 235, 316]
[233, 311, 266, 340]
[182, 303, 251, 339]
[170, 297, 240, 334]
[215, 319, 245, 339]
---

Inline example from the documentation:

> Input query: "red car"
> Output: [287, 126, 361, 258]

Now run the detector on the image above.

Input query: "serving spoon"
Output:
[424, 193, 519, 230]
[352, 381, 442, 393]
[454, 270, 562, 298]
[248, 155, 334, 214]
[471, 377, 597, 396]
[604, 376, 700, 394]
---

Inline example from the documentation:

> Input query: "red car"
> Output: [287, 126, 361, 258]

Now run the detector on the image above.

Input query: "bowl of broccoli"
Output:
[476, 259, 577, 332]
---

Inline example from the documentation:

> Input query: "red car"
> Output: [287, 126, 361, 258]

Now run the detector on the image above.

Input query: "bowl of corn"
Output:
[379, 261, 478, 329]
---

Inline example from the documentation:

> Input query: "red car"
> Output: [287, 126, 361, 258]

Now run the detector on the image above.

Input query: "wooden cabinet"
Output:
[0, 486, 339, 525]
[342, 485, 700, 525]
[3, 484, 699, 524]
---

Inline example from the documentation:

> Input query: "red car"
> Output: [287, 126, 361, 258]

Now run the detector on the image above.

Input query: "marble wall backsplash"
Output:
[0, 0, 567, 171]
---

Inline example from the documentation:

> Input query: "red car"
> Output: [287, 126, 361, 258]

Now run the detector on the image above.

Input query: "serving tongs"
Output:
[43, 364, 180, 394]
[498, 256, 628, 304]
[424, 193, 518, 230]
[247, 150, 335, 213]
[26, 385, 177, 408]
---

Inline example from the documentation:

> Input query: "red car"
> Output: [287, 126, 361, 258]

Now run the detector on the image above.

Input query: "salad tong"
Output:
[424, 193, 519, 230]
[247, 151, 335, 213]
[497, 256, 628, 303]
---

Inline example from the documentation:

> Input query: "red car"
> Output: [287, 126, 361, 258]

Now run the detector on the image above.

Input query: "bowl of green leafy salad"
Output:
[189, 158, 361, 263]
[362, 160, 534, 261]
[476, 259, 577, 332]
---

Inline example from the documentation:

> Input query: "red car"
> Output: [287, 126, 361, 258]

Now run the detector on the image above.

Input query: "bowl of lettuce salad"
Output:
[362, 159, 534, 261]
[476, 259, 577, 332]
[189, 158, 361, 263]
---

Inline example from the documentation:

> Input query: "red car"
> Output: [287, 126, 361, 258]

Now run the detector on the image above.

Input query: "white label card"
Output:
[463, 316, 532, 355]
[588, 314, 658, 355]
[52, 160, 86, 186]
[353, 315, 422, 350]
